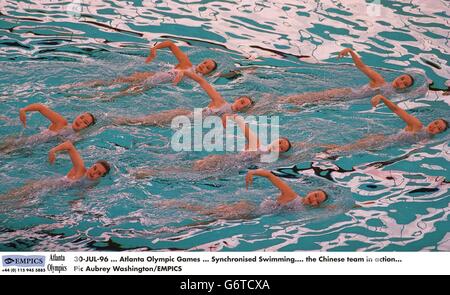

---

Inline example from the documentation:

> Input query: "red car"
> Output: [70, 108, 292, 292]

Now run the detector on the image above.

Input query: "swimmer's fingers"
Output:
[337, 48, 351, 59]
[245, 172, 254, 190]
[145, 48, 156, 63]
[172, 71, 184, 85]
[370, 98, 379, 108]
[371, 95, 383, 107]
[48, 150, 56, 164]
[19, 109, 26, 127]
[221, 115, 227, 128]
[145, 55, 155, 64]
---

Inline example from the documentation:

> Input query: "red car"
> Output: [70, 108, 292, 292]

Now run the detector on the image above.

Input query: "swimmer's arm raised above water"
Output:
[19, 104, 68, 130]
[184, 71, 227, 108]
[230, 115, 259, 150]
[48, 141, 86, 180]
[146, 40, 193, 69]
[246, 169, 297, 201]
[338, 48, 385, 87]
[371, 95, 423, 131]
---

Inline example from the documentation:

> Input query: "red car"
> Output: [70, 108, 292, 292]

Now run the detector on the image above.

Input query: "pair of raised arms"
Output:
[145, 40, 193, 69]
[19, 103, 68, 131]
[338, 48, 386, 88]
[245, 169, 297, 202]
[48, 141, 86, 180]
[146, 41, 227, 110]
[371, 95, 423, 132]
[339, 48, 421, 131]
[146, 41, 193, 86]
[222, 114, 260, 149]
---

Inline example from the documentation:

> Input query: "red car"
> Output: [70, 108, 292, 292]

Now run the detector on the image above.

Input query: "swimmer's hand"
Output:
[337, 48, 353, 59]
[246, 169, 272, 189]
[48, 149, 56, 164]
[19, 108, 27, 127]
[221, 115, 228, 128]
[145, 47, 157, 63]
[48, 141, 75, 165]
[172, 71, 184, 85]
[245, 171, 254, 190]
[371, 94, 384, 107]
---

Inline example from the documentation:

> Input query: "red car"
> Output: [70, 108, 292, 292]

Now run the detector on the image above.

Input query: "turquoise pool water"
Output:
[0, 0, 449, 251]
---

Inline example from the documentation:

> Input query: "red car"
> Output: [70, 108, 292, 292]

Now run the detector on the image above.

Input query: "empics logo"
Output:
[2, 255, 46, 267]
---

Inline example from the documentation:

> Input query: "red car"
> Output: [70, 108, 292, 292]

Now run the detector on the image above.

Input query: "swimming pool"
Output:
[0, 0, 449, 251]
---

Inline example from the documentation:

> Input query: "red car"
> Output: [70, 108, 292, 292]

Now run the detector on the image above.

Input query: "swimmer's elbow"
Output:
[66, 141, 76, 149]
[25, 103, 46, 112]
[158, 40, 175, 49]
[32, 103, 46, 109]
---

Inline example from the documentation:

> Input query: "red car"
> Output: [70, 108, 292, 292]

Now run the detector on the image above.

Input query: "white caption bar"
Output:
[1, 252, 449, 275]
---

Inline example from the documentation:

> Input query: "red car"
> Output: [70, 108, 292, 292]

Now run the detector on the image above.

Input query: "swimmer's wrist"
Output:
[53, 141, 74, 152]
